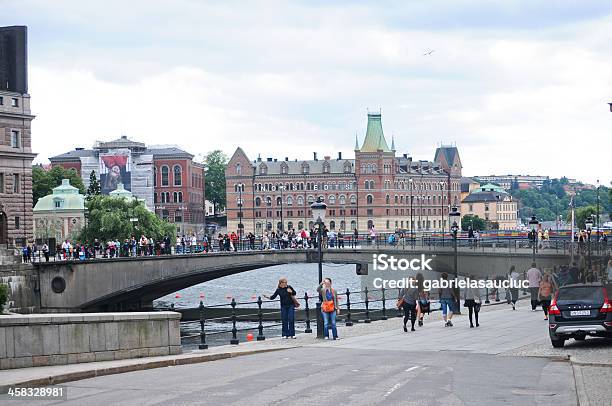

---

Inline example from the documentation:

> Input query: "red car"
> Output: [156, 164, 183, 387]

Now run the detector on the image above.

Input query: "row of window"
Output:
[154, 165, 183, 187]
[0, 96, 19, 107]
[254, 219, 359, 233]
[255, 161, 353, 176]
[0, 173, 20, 194]
[248, 193, 458, 207]
[253, 181, 357, 193]
[154, 191, 184, 204]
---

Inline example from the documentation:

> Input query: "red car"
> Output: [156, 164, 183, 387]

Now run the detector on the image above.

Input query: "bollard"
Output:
[364, 287, 371, 323]
[304, 292, 312, 333]
[256, 296, 265, 341]
[381, 287, 388, 320]
[230, 298, 239, 345]
[484, 287, 490, 304]
[198, 301, 208, 350]
[345, 288, 353, 326]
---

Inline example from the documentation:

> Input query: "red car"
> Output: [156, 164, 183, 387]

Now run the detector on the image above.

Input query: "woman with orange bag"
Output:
[317, 278, 340, 340]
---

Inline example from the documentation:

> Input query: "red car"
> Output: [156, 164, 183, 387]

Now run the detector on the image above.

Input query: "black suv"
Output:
[548, 283, 612, 348]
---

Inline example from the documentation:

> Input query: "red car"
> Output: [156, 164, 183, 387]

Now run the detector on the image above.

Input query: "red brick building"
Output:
[226, 112, 462, 235]
[49, 137, 205, 236]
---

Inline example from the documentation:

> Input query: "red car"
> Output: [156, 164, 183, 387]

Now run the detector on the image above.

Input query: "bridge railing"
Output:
[174, 284, 518, 348]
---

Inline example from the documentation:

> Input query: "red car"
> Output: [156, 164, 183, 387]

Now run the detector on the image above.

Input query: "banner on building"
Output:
[99, 151, 131, 194]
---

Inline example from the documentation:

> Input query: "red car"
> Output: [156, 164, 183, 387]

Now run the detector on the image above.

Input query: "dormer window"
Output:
[302, 163, 309, 174]
[343, 162, 352, 173]
[281, 163, 288, 174]
[259, 164, 268, 175]
[323, 162, 330, 173]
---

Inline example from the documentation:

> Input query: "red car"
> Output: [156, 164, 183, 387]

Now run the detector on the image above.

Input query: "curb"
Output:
[572, 364, 589, 406]
[0, 347, 293, 394]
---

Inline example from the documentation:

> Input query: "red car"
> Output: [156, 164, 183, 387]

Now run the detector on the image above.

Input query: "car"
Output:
[548, 283, 612, 348]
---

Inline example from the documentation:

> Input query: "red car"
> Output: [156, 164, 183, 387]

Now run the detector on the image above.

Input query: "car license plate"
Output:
[570, 310, 590, 316]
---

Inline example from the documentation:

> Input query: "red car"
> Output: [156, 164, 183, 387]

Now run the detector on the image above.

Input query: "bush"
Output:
[0, 283, 8, 314]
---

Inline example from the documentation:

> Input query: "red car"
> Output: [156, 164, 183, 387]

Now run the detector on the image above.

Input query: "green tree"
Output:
[461, 215, 486, 231]
[204, 150, 229, 212]
[86, 170, 101, 200]
[0, 283, 8, 314]
[79, 195, 176, 244]
[32, 166, 85, 206]
[567, 205, 597, 229]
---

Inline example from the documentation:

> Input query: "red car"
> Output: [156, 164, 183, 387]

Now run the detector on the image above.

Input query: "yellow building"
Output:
[461, 183, 519, 230]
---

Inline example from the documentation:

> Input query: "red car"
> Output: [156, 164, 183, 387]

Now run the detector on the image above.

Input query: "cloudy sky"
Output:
[4, 0, 612, 185]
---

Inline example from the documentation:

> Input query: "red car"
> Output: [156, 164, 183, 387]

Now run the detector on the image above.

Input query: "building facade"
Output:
[461, 183, 519, 230]
[473, 174, 550, 190]
[33, 179, 85, 242]
[226, 112, 462, 235]
[0, 26, 36, 245]
[50, 138, 206, 237]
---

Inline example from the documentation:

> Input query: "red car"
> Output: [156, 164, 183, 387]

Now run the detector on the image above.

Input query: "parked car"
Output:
[548, 283, 612, 348]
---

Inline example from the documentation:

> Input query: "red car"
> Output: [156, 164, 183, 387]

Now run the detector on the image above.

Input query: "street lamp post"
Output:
[409, 178, 413, 243]
[596, 179, 600, 255]
[279, 185, 284, 233]
[311, 197, 327, 338]
[529, 215, 539, 265]
[238, 185, 243, 251]
[449, 206, 461, 314]
[585, 215, 594, 275]
[440, 181, 445, 246]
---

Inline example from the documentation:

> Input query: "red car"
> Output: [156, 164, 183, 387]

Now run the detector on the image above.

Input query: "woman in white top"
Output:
[464, 276, 481, 328]
[508, 266, 520, 310]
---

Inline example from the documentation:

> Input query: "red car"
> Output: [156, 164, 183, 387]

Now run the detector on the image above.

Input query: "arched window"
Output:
[297, 196, 304, 205]
[173, 165, 182, 186]
[367, 220, 374, 229]
[302, 163, 309, 174]
[307, 195, 315, 204]
[178, 192, 183, 203]
[394, 195, 399, 204]
[298, 221, 304, 230]
[236, 163, 241, 175]
[367, 195, 373, 205]
[287, 221, 293, 230]
[369, 180, 375, 189]
[161, 166, 169, 186]
[281, 163, 288, 174]
[330, 220, 336, 230]
[153, 167, 157, 187]
[276, 197, 282, 206]
[287, 196, 293, 206]
[343, 162, 352, 173]
[266, 196, 272, 206]
[351, 220, 357, 231]
[256, 222, 262, 234]
[255, 197, 261, 207]
[328, 195, 336, 205]
[308, 221, 314, 230]
[339, 195, 346, 205]
[153, 193, 157, 203]
[386, 195, 390, 204]
[349, 194, 357, 204]
[173, 192, 178, 203]
[259, 164, 268, 175]
[364, 180, 370, 190]
[340, 220, 346, 231]
[323, 162, 330, 173]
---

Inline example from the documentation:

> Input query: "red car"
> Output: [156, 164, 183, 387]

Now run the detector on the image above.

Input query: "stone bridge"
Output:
[29, 247, 576, 312]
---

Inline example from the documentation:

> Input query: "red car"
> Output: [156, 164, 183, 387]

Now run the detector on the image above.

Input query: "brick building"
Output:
[226, 112, 462, 235]
[49, 138, 205, 237]
[0, 26, 36, 245]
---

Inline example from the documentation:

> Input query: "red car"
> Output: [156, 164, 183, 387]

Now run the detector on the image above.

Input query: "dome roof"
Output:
[33, 179, 85, 212]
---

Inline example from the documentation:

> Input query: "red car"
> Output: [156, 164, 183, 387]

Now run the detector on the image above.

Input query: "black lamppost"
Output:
[529, 215, 539, 265]
[440, 181, 445, 246]
[585, 214, 594, 273]
[279, 184, 285, 232]
[596, 179, 600, 255]
[238, 185, 243, 250]
[311, 197, 327, 338]
[409, 178, 413, 242]
[449, 206, 461, 314]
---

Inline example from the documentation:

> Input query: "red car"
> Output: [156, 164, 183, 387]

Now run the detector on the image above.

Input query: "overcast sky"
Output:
[4, 0, 612, 185]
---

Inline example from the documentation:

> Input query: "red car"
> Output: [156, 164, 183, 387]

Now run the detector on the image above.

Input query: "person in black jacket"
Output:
[264, 277, 298, 339]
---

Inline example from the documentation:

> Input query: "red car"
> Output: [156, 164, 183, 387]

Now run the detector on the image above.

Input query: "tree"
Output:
[204, 150, 229, 212]
[86, 170, 101, 200]
[0, 283, 8, 314]
[79, 195, 176, 244]
[461, 215, 486, 231]
[32, 166, 85, 206]
[567, 205, 597, 229]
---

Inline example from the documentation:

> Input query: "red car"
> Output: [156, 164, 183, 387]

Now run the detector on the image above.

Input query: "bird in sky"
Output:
[423, 50, 435, 56]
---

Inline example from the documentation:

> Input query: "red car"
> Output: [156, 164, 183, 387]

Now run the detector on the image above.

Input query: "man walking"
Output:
[526, 262, 542, 311]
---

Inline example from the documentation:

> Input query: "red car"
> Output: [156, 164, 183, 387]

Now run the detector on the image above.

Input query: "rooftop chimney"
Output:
[285, 157, 288, 161]
[338, 152, 342, 160]
[267, 157, 273, 162]
[313, 152, 318, 161]
[75, 147, 84, 151]
[403, 153, 408, 158]
[324, 156, 330, 161]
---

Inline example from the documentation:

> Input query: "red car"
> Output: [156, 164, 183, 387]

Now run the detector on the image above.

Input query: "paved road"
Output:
[17, 306, 582, 405]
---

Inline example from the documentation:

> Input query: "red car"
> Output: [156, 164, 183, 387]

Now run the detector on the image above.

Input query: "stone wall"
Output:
[0, 263, 39, 313]
[0, 312, 181, 369]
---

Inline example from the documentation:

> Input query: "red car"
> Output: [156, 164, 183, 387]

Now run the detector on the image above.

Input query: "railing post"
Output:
[485, 287, 490, 304]
[381, 287, 388, 320]
[230, 298, 239, 345]
[198, 300, 208, 350]
[304, 292, 312, 333]
[345, 288, 353, 326]
[364, 287, 371, 323]
[257, 296, 265, 341]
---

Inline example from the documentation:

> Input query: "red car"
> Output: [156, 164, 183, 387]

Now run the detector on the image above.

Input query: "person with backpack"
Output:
[317, 278, 340, 340]
[264, 277, 299, 339]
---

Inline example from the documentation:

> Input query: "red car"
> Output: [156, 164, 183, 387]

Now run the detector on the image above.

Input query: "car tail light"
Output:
[549, 323, 557, 329]
[601, 288, 612, 313]
[549, 293, 561, 316]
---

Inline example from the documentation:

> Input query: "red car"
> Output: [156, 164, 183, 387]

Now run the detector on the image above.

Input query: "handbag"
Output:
[291, 295, 301, 308]
[396, 298, 405, 309]
[322, 300, 335, 312]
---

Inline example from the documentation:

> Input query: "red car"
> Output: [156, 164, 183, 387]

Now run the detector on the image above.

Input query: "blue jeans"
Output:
[440, 299, 454, 316]
[322, 310, 338, 339]
[281, 305, 295, 337]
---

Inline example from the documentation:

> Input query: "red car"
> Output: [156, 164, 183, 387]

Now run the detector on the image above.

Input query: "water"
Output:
[153, 264, 364, 348]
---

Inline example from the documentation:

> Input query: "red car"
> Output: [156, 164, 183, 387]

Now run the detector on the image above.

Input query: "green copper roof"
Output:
[478, 183, 505, 193]
[360, 113, 391, 152]
[109, 183, 134, 199]
[33, 179, 85, 212]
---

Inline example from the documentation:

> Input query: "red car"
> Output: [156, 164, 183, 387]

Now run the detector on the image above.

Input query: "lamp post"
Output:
[449, 206, 461, 314]
[529, 215, 539, 265]
[585, 214, 594, 274]
[238, 185, 243, 251]
[569, 195, 575, 264]
[440, 181, 445, 246]
[279, 184, 284, 232]
[409, 178, 413, 243]
[311, 197, 327, 338]
[596, 179, 600, 255]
